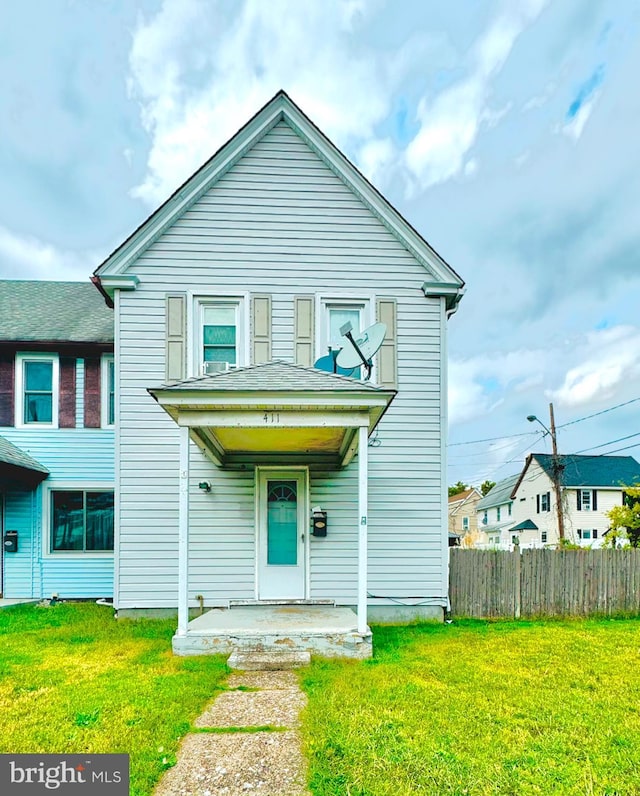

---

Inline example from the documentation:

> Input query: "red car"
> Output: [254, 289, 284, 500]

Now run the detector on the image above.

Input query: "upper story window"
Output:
[101, 355, 115, 428]
[508, 502, 512, 516]
[537, 492, 551, 513]
[320, 298, 372, 381]
[482, 510, 488, 525]
[496, 506, 501, 522]
[577, 489, 597, 511]
[194, 297, 246, 376]
[462, 516, 469, 531]
[15, 353, 59, 428]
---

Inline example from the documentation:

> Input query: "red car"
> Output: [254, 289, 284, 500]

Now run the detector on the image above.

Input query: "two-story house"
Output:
[510, 453, 640, 547]
[475, 474, 519, 548]
[0, 281, 115, 599]
[92, 90, 464, 658]
[448, 487, 481, 544]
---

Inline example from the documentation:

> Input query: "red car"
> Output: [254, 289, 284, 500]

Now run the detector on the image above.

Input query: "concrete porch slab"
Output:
[172, 604, 372, 659]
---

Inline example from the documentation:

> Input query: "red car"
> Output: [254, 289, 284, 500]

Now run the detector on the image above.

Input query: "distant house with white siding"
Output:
[510, 453, 640, 548]
[475, 474, 519, 548]
[0, 281, 114, 599]
[92, 90, 465, 657]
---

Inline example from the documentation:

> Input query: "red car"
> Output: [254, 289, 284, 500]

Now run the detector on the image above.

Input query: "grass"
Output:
[0, 602, 228, 796]
[301, 618, 640, 796]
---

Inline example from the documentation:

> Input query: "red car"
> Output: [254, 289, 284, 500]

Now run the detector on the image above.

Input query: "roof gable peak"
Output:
[95, 90, 464, 295]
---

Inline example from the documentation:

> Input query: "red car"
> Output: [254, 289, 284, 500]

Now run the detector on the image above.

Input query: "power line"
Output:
[574, 432, 640, 454]
[557, 397, 640, 429]
[447, 431, 538, 448]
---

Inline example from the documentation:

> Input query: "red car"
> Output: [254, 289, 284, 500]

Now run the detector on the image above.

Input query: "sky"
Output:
[1, 0, 639, 488]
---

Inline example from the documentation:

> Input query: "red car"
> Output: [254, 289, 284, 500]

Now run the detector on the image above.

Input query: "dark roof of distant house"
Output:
[511, 519, 538, 531]
[0, 280, 113, 343]
[532, 453, 640, 489]
[476, 474, 520, 511]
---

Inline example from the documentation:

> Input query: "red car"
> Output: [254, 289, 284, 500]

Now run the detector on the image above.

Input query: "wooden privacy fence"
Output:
[449, 548, 640, 618]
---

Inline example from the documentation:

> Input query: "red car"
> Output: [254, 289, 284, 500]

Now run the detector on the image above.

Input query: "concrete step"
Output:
[227, 650, 311, 671]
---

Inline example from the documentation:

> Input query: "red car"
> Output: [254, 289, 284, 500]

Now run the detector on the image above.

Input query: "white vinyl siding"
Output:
[115, 120, 445, 609]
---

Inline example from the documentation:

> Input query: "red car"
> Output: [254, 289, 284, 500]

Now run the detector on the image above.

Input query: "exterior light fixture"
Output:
[198, 481, 212, 493]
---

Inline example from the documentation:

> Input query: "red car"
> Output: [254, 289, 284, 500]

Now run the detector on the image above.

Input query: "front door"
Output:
[257, 469, 307, 600]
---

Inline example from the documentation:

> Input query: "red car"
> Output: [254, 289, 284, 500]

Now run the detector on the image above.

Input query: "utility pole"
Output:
[527, 403, 565, 540]
[548, 402, 565, 541]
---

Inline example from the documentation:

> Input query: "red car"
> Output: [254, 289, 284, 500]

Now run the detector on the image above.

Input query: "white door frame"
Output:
[255, 466, 309, 600]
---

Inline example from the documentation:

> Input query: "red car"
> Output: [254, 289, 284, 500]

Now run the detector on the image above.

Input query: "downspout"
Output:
[90, 275, 114, 309]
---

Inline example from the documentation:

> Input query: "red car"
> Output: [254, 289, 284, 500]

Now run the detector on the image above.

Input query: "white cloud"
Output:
[128, 0, 395, 205]
[404, 0, 547, 191]
[0, 225, 100, 280]
[548, 326, 640, 407]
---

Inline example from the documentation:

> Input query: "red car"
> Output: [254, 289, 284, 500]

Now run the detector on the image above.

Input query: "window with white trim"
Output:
[15, 353, 59, 427]
[49, 489, 114, 553]
[195, 298, 245, 375]
[579, 490, 591, 511]
[462, 516, 469, 531]
[496, 506, 501, 522]
[541, 531, 547, 543]
[101, 355, 115, 427]
[320, 298, 372, 380]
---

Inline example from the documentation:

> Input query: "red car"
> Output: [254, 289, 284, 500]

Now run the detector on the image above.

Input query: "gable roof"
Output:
[151, 360, 395, 394]
[476, 474, 520, 511]
[94, 91, 464, 305]
[512, 453, 640, 496]
[0, 280, 113, 344]
[511, 519, 538, 532]
[448, 488, 478, 504]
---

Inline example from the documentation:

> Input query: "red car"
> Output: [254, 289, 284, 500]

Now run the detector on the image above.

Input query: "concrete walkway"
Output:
[0, 598, 38, 608]
[154, 670, 310, 796]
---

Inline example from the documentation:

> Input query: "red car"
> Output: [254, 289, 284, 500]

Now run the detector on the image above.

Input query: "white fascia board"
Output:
[150, 390, 393, 411]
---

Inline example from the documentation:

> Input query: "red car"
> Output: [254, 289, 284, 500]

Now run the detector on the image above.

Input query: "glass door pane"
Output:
[267, 480, 298, 565]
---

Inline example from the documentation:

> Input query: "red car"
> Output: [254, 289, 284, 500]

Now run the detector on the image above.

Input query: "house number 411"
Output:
[263, 412, 280, 423]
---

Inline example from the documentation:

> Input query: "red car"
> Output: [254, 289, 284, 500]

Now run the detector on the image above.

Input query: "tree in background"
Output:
[480, 480, 496, 497]
[605, 486, 640, 548]
[448, 481, 469, 498]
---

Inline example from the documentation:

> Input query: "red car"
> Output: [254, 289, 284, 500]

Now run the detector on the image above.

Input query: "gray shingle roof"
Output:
[476, 474, 520, 510]
[0, 436, 49, 474]
[153, 361, 394, 393]
[534, 453, 640, 488]
[0, 280, 113, 343]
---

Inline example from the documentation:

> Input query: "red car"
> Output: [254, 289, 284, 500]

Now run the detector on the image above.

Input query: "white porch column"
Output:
[177, 425, 190, 636]
[357, 424, 368, 634]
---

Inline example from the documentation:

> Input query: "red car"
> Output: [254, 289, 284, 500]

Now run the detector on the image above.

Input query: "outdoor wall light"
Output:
[198, 481, 212, 493]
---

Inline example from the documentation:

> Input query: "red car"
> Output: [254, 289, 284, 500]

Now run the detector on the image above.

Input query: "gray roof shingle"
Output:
[0, 280, 113, 343]
[0, 436, 49, 474]
[153, 361, 394, 393]
[476, 474, 520, 510]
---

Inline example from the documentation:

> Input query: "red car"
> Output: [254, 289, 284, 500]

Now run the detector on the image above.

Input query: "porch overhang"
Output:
[0, 436, 49, 490]
[148, 362, 396, 468]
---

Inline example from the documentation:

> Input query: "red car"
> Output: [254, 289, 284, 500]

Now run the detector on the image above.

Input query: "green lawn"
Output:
[3, 606, 640, 795]
[301, 619, 640, 796]
[0, 602, 227, 796]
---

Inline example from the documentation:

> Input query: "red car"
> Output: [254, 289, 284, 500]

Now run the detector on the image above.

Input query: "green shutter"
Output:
[376, 298, 397, 389]
[294, 296, 314, 366]
[252, 295, 272, 364]
[166, 294, 186, 381]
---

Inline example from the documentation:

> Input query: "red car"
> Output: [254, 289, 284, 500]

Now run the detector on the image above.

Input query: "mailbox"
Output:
[311, 508, 327, 537]
[4, 530, 18, 553]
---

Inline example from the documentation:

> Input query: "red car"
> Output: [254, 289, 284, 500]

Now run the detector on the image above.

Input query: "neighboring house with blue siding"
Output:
[0, 281, 115, 599]
[93, 91, 465, 657]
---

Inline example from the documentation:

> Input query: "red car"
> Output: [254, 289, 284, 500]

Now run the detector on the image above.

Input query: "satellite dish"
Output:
[314, 352, 355, 377]
[336, 322, 387, 370]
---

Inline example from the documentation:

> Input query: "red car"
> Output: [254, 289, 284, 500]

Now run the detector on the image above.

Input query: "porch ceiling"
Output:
[148, 361, 396, 468]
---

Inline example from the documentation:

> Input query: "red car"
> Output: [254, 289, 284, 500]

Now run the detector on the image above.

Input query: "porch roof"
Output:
[0, 435, 49, 489]
[149, 361, 396, 468]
